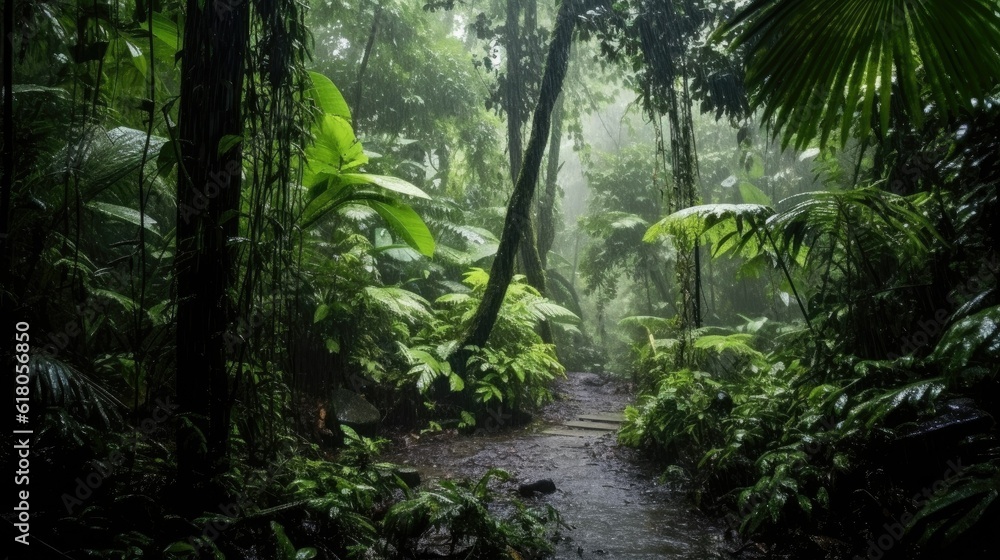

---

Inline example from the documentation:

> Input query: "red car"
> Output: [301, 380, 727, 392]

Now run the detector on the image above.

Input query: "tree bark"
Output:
[175, 0, 247, 499]
[458, 0, 581, 360]
[353, 4, 382, 131]
[505, 0, 553, 344]
[505, 0, 523, 180]
[537, 93, 564, 269]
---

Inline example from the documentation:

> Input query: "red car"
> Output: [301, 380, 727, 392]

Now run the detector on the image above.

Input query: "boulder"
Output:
[331, 388, 381, 436]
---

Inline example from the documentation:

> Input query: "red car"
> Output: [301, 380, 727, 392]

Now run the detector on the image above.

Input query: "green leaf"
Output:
[738, 182, 772, 206]
[218, 134, 242, 156]
[360, 200, 435, 257]
[124, 40, 147, 77]
[140, 12, 180, 54]
[932, 305, 1000, 373]
[325, 338, 340, 353]
[11, 84, 70, 98]
[164, 541, 198, 553]
[721, 0, 1000, 149]
[314, 304, 330, 324]
[449, 373, 465, 392]
[271, 521, 296, 560]
[337, 173, 431, 199]
[306, 72, 352, 121]
[87, 201, 159, 235]
[302, 115, 367, 185]
[156, 140, 178, 177]
[645, 203, 773, 258]
[295, 549, 318, 560]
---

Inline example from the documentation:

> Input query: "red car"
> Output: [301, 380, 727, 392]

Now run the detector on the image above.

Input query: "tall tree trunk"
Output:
[505, 0, 523, 180]
[505, 0, 553, 344]
[537, 93, 564, 269]
[353, 4, 382, 132]
[458, 0, 581, 361]
[175, 0, 247, 500]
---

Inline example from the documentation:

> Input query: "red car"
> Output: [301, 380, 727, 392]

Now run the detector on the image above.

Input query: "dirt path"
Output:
[385, 372, 727, 559]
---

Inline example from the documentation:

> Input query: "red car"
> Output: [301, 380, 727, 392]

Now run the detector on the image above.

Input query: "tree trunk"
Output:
[537, 93, 564, 269]
[505, 0, 523, 180]
[353, 4, 382, 132]
[505, 0, 553, 344]
[175, 0, 247, 500]
[458, 0, 581, 361]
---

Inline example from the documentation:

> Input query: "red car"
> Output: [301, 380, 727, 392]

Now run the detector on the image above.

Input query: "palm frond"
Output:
[645, 203, 774, 258]
[31, 354, 123, 431]
[721, 0, 1000, 149]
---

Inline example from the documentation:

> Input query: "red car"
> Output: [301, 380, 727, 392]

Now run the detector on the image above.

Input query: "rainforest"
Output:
[2, 1, 999, 559]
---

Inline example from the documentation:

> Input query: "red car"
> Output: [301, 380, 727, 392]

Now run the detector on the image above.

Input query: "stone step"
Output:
[578, 413, 625, 424]
[563, 420, 619, 431]
[541, 428, 594, 438]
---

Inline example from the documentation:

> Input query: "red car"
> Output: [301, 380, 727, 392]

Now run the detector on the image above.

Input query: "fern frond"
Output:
[363, 286, 433, 324]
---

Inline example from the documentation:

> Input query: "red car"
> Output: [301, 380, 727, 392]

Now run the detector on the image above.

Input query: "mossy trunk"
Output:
[457, 0, 581, 362]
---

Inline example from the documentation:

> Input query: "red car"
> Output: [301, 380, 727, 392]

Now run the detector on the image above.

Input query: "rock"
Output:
[394, 467, 421, 488]
[331, 388, 381, 436]
[518, 479, 557, 496]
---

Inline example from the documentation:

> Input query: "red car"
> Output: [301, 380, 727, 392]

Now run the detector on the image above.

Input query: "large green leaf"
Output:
[932, 305, 1000, 374]
[139, 12, 180, 55]
[302, 114, 367, 186]
[358, 200, 435, 257]
[336, 173, 430, 199]
[721, 0, 1000, 149]
[306, 71, 352, 122]
[87, 201, 159, 235]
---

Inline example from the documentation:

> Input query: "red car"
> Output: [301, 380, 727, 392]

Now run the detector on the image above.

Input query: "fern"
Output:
[362, 286, 433, 324]
[31, 354, 122, 438]
[693, 333, 765, 362]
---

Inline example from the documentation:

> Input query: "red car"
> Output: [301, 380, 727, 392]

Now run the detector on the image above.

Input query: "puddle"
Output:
[384, 373, 728, 559]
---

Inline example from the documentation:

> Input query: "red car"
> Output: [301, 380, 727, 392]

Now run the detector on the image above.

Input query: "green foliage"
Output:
[383, 468, 564, 559]
[909, 461, 1000, 546]
[619, 368, 723, 456]
[721, 0, 1000, 149]
[645, 203, 773, 257]
[299, 74, 436, 256]
[400, 268, 573, 426]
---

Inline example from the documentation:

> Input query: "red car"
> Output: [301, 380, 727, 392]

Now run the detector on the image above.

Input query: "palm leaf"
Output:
[644, 203, 774, 258]
[721, 0, 1000, 149]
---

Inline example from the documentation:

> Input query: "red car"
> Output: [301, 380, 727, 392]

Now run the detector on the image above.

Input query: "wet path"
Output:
[385, 372, 727, 559]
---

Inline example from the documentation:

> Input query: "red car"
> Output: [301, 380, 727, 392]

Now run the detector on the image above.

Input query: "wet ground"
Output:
[384, 372, 728, 559]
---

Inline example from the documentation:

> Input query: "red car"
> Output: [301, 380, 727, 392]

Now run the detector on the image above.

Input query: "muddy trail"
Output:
[385, 372, 728, 559]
